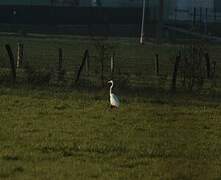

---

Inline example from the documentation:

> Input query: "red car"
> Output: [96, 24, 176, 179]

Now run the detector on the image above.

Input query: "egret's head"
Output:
[107, 80, 113, 84]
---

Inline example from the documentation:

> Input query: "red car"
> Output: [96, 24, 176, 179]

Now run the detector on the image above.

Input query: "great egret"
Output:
[108, 80, 120, 108]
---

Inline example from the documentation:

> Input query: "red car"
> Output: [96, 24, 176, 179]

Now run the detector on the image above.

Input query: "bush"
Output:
[24, 63, 52, 85]
[170, 41, 212, 92]
[179, 44, 206, 91]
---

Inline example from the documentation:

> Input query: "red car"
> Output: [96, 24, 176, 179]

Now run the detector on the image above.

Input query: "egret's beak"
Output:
[107, 81, 111, 84]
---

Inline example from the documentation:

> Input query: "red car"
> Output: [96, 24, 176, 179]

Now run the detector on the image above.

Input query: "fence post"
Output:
[155, 53, 159, 76]
[85, 52, 90, 76]
[58, 48, 63, 72]
[110, 52, 115, 79]
[5, 44, 16, 83]
[100, 47, 105, 87]
[16, 43, 24, 68]
[57, 48, 63, 81]
[171, 52, 181, 92]
[75, 49, 89, 83]
[204, 52, 210, 78]
[212, 61, 216, 78]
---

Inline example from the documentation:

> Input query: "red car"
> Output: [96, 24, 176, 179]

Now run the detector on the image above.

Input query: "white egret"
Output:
[108, 80, 120, 108]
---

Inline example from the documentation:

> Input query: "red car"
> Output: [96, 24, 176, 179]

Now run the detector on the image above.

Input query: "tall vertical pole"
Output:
[140, 0, 146, 44]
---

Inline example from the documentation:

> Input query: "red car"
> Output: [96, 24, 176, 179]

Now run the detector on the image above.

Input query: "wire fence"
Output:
[171, 7, 221, 23]
[0, 39, 220, 92]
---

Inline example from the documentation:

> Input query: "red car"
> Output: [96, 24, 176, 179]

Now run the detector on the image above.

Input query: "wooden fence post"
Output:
[5, 44, 16, 83]
[58, 48, 63, 71]
[75, 49, 89, 83]
[110, 52, 115, 79]
[57, 48, 63, 81]
[212, 61, 216, 78]
[155, 53, 159, 76]
[171, 52, 181, 92]
[204, 52, 210, 78]
[16, 43, 24, 68]
[85, 52, 90, 76]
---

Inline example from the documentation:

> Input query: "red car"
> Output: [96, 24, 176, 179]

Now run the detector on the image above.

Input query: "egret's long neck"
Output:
[110, 82, 113, 94]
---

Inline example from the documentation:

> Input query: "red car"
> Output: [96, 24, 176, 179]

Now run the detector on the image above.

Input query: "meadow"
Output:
[0, 34, 221, 179]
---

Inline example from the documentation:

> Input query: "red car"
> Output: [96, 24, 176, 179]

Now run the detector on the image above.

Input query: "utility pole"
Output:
[140, 0, 146, 44]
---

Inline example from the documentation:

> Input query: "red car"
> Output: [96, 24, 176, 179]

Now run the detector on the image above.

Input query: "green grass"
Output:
[0, 86, 221, 179]
[0, 34, 221, 179]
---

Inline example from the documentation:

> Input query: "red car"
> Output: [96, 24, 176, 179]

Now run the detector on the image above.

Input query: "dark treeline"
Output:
[0, 5, 160, 25]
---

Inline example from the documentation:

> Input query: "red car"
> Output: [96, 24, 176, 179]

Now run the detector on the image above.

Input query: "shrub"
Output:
[24, 63, 51, 85]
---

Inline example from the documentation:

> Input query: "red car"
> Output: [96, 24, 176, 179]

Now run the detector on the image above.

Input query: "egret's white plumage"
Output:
[108, 80, 120, 108]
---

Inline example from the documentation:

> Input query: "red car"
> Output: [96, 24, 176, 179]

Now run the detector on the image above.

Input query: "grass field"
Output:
[0, 34, 221, 179]
[0, 86, 221, 179]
